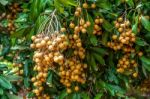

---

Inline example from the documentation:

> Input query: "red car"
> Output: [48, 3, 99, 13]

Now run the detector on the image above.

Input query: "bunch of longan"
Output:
[70, 18, 91, 34]
[116, 54, 138, 78]
[68, 34, 85, 59]
[6, 3, 21, 34]
[30, 33, 68, 98]
[12, 63, 24, 76]
[93, 17, 103, 35]
[59, 58, 87, 93]
[107, 17, 136, 52]
[139, 78, 150, 94]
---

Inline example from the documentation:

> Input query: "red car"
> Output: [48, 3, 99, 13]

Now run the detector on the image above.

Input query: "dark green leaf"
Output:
[0, 87, 3, 95]
[90, 47, 107, 56]
[90, 35, 98, 46]
[126, 0, 134, 7]
[94, 92, 103, 99]
[59, 90, 68, 99]
[90, 55, 98, 71]
[81, 92, 90, 99]
[140, 56, 150, 65]
[0, 76, 12, 89]
[135, 37, 149, 46]
[93, 53, 105, 65]
[141, 16, 150, 32]
[73, 93, 80, 99]
[102, 20, 113, 32]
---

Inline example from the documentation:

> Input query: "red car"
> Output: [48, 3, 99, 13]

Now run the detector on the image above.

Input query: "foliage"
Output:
[0, 0, 150, 98]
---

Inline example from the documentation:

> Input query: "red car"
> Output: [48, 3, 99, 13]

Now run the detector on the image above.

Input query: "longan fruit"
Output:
[75, 11, 80, 17]
[76, 7, 82, 12]
[95, 19, 100, 24]
[138, 51, 143, 57]
[83, 3, 88, 9]
[118, 27, 123, 33]
[85, 21, 90, 27]
[99, 19, 103, 24]
[69, 22, 75, 28]
[112, 35, 118, 40]
[81, 28, 86, 33]
[74, 86, 79, 91]
[67, 88, 72, 93]
[117, 68, 124, 73]
[133, 72, 138, 78]
[80, 19, 85, 25]
[91, 3, 96, 9]
[118, 17, 123, 22]
[61, 28, 66, 32]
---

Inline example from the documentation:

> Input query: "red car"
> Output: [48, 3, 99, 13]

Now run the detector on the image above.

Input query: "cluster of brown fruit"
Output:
[69, 34, 86, 59]
[107, 17, 136, 52]
[70, 18, 91, 34]
[59, 27, 87, 93]
[116, 54, 138, 78]
[12, 63, 24, 76]
[93, 17, 103, 35]
[59, 58, 87, 93]
[6, 3, 21, 34]
[139, 78, 150, 95]
[30, 33, 68, 98]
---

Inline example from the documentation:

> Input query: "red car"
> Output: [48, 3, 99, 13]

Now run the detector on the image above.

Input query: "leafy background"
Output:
[0, 0, 150, 99]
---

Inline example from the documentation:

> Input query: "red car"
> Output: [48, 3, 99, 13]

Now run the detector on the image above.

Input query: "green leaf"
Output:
[5, 75, 22, 82]
[81, 92, 90, 99]
[102, 20, 113, 32]
[140, 56, 150, 65]
[90, 35, 98, 46]
[102, 32, 109, 45]
[97, 1, 112, 10]
[11, 28, 27, 38]
[141, 16, 150, 32]
[47, 71, 53, 84]
[126, 0, 134, 7]
[132, 16, 139, 34]
[24, 60, 29, 76]
[27, 92, 35, 98]
[94, 92, 103, 99]
[0, 76, 12, 89]
[6, 93, 22, 99]
[93, 53, 105, 65]
[135, 37, 149, 46]
[90, 47, 107, 56]
[90, 55, 98, 71]
[59, 90, 68, 99]
[73, 93, 80, 99]
[140, 56, 150, 71]
[0, 0, 8, 6]
[24, 77, 30, 88]
[0, 87, 3, 95]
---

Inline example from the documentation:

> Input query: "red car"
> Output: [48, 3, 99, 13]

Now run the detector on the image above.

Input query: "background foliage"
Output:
[0, 0, 150, 99]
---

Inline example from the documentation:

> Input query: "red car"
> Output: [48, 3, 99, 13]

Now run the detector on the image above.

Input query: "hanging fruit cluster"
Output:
[107, 17, 139, 77]
[139, 78, 150, 95]
[116, 54, 138, 78]
[59, 57, 87, 93]
[30, 32, 68, 98]
[12, 63, 24, 76]
[107, 17, 136, 52]
[93, 17, 103, 35]
[6, 3, 21, 34]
